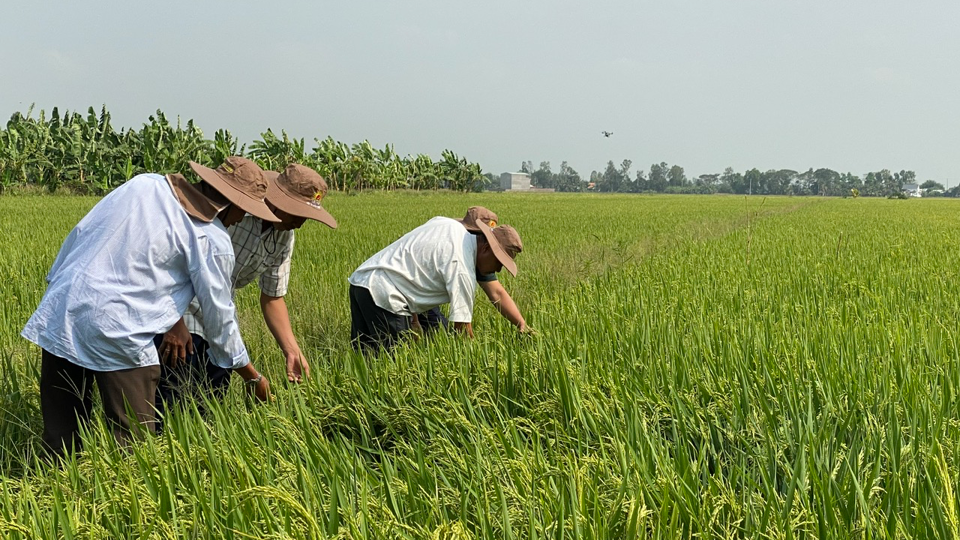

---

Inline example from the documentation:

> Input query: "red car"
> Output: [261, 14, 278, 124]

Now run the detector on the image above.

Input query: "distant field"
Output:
[2, 192, 960, 538]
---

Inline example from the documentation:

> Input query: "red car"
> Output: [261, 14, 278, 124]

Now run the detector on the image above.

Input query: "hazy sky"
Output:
[3, 1, 958, 184]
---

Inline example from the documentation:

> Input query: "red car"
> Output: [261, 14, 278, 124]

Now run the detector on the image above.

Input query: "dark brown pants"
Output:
[40, 349, 160, 456]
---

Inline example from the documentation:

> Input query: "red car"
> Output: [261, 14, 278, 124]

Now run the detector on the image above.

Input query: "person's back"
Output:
[349, 216, 478, 319]
[24, 173, 232, 371]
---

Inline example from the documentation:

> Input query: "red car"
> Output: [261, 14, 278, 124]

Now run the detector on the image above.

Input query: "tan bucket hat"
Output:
[264, 164, 337, 228]
[459, 206, 498, 232]
[189, 156, 279, 223]
[474, 219, 523, 276]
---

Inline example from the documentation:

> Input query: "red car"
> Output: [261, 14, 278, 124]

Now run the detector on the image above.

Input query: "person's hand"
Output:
[159, 319, 194, 368]
[410, 314, 423, 335]
[519, 323, 539, 337]
[245, 374, 272, 402]
[285, 350, 310, 383]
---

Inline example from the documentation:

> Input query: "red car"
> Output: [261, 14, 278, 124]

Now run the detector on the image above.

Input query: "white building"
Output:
[902, 183, 921, 198]
[500, 172, 531, 191]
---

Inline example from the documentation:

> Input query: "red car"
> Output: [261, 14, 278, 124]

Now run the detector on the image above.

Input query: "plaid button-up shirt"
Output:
[184, 214, 295, 338]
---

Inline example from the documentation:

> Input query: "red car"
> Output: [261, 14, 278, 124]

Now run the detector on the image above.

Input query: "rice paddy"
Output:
[1, 192, 959, 538]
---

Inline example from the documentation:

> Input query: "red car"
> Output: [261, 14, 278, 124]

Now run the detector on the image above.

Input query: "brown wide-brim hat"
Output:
[264, 165, 337, 228]
[458, 206, 498, 232]
[475, 219, 522, 277]
[189, 158, 280, 222]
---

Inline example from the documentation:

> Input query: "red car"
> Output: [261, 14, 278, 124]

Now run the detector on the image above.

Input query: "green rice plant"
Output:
[1, 193, 959, 538]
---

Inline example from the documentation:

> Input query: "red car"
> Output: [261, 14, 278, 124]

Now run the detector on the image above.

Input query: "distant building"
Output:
[500, 172, 531, 191]
[902, 183, 921, 198]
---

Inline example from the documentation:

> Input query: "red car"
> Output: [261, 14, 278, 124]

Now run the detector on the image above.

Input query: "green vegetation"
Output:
[2, 193, 960, 538]
[527, 159, 933, 197]
[0, 105, 487, 194]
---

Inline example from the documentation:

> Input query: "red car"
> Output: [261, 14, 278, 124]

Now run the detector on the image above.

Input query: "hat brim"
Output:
[264, 171, 338, 229]
[475, 219, 518, 277]
[189, 161, 280, 223]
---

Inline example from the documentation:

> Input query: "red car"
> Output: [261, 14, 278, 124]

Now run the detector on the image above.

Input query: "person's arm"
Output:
[192, 245, 270, 401]
[255, 230, 307, 382]
[260, 292, 309, 383]
[478, 280, 528, 331]
[445, 265, 477, 338]
[234, 362, 270, 401]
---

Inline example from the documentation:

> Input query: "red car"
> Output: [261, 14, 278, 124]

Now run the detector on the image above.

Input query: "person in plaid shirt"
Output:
[155, 164, 336, 411]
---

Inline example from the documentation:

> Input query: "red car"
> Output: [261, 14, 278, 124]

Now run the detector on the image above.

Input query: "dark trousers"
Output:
[153, 334, 232, 424]
[419, 307, 449, 333]
[40, 349, 160, 456]
[349, 285, 411, 351]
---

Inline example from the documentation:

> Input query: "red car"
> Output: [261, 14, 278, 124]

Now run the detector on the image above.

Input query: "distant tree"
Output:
[723, 167, 746, 194]
[743, 168, 762, 195]
[589, 170, 601, 190]
[878, 169, 898, 196]
[793, 169, 815, 196]
[618, 159, 632, 192]
[895, 170, 916, 191]
[520, 161, 534, 174]
[863, 172, 882, 197]
[761, 169, 797, 195]
[944, 185, 960, 198]
[531, 161, 554, 189]
[597, 160, 629, 192]
[480, 172, 499, 192]
[920, 179, 945, 196]
[648, 162, 669, 192]
[811, 168, 840, 196]
[634, 169, 649, 192]
[556, 161, 584, 192]
[840, 172, 862, 195]
[696, 173, 719, 188]
[667, 165, 687, 187]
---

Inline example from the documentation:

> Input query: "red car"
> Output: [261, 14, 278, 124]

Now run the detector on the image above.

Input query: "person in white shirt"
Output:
[417, 206, 531, 335]
[22, 156, 276, 456]
[155, 164, 337, 412]
[348, 215, 525, 351]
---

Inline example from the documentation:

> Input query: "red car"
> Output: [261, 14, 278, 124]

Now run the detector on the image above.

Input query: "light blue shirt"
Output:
[21, 174, 250, 372]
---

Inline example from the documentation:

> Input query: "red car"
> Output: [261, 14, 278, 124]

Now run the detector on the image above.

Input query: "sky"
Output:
[3, 1, 959, 185]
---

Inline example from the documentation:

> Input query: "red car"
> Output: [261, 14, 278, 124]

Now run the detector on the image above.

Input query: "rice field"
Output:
[1, 192, 959, 539]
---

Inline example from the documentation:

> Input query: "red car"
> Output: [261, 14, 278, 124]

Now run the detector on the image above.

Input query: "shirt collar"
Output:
[165, 173, 226, 222]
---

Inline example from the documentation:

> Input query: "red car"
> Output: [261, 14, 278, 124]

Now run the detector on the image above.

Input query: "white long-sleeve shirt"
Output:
[21, 174, 250, 371]
[348, 217, 478, 322]
[183, 214, 295, 339]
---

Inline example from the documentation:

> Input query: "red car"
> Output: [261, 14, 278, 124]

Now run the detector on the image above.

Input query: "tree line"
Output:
[0, 105, 487, 195]
[518, 159, 952, 197]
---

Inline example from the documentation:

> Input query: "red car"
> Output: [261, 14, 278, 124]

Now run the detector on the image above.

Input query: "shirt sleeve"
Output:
[258, 230, 294, 297]
[191, 236, 250, 369]
[476, 272, 498, 283]
[445, 260, 477, 323]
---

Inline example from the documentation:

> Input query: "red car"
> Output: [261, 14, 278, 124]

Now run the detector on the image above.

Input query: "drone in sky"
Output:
[601, 131, 613, 138]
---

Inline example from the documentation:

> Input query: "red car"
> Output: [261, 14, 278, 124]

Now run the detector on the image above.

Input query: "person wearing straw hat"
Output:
[416, 206, 532, 335]
[348, 214, 526, 351]
[156, 164, 337, 410]
[22, 156, 277, 456]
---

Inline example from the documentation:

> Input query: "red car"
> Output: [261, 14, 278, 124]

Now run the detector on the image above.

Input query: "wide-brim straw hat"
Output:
[474, 219, 522, 277]
[189, 157, 279, 222]
[263, 165, 337, 228]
